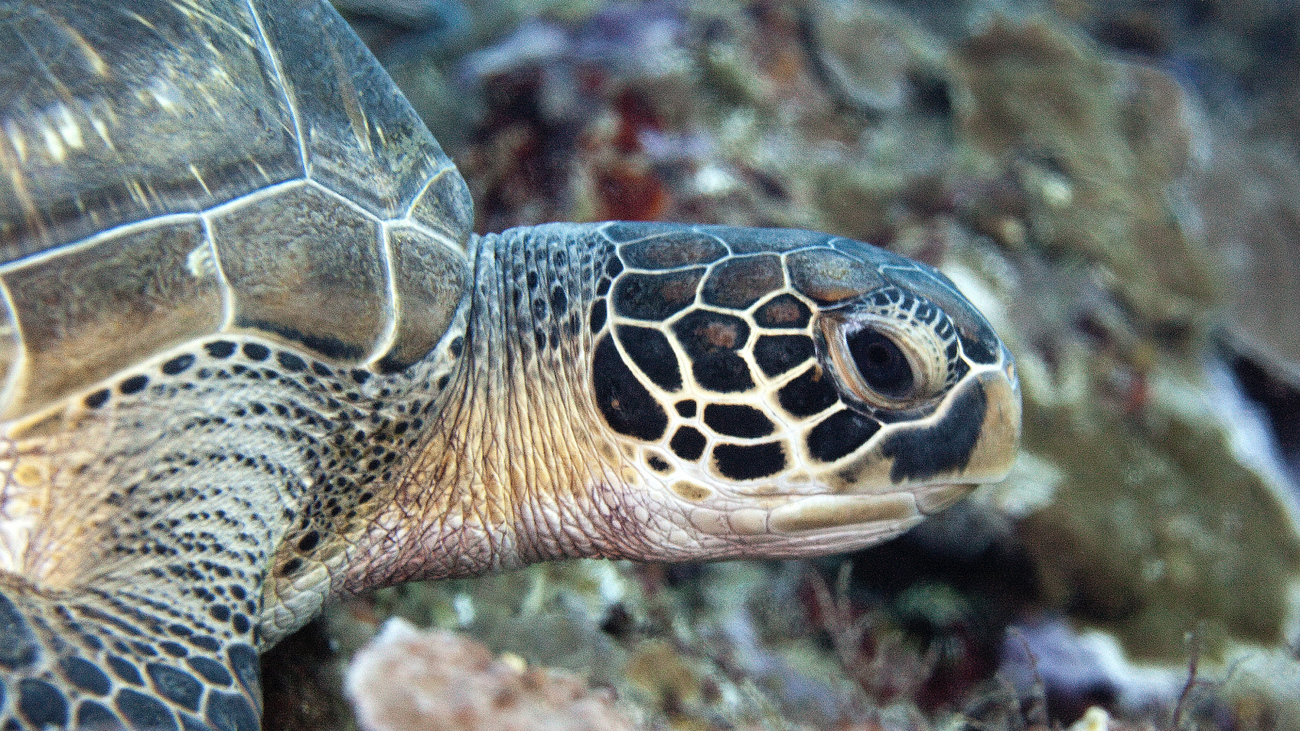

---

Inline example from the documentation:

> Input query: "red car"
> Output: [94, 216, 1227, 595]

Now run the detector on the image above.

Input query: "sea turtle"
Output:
[0, 0, 1020, 728]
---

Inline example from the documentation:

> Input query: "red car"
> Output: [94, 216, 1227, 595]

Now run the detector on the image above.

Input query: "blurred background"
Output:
[267, 1, 1300, 728]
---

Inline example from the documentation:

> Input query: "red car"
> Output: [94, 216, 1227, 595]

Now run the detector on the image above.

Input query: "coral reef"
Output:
[949, 16, 1221, 329]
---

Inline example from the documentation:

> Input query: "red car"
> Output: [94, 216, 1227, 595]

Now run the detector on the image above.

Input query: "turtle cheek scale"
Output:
[587, 223, 1021, 560]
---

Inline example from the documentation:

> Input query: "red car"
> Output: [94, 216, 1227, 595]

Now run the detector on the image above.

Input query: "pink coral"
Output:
[346, 618, 639, 731]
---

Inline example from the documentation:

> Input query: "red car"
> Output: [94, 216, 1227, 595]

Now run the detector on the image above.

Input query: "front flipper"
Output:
[0, 333, 376, 730]
[0, 574, 261, 730]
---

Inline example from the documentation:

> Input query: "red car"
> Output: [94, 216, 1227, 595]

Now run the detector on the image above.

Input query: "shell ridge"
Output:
[197, 212, 236, 333]
[241, 0, 309, 176]
[0, 277, 24, 417]
[367, 220, 401, 369]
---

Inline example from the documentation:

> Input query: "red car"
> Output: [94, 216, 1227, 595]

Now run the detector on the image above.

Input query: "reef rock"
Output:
[346, 617, 639, 731]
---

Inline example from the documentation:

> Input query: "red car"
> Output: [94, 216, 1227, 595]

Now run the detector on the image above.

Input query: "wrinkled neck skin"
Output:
[344, 224, 666, 589]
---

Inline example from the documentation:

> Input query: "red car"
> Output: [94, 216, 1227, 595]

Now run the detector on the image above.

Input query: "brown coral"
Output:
[950, 16, 1221, 331]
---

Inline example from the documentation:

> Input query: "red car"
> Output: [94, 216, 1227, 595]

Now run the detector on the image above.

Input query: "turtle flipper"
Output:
[1, 576, 261, 731]
[0, 332, 395, 730]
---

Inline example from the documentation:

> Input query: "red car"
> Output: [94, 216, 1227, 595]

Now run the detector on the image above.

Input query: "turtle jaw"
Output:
[624, 352, 1021, 561]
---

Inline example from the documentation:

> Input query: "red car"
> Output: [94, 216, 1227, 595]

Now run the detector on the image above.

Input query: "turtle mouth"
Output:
[754, 356, 1021, 537]
[764, 485, 965, 534]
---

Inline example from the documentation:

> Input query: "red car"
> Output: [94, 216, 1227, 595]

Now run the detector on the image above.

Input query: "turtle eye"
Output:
[817, 289, 957, 411]
[846, 328, 914, 400]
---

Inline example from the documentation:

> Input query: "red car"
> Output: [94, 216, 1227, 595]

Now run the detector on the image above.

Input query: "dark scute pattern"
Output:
[672, 310, 750, 359]
[161, 354, 197, 375]
[808, 410, 881, 462]
[186, 657, 232, 687]
[701, 255, 783, 309]
[119, 374, 149, 395]
[674, 399, 696, 417]
[712, 442, 786, 480]
[187, 636, 220, 654]
[376, 354, 408, 375]
[882, 381, 986, 482]
[276, 351, 307, 373]
[0, 592, 38, 669]
[205, 690, 260, 731]
[669, 426, 707, 461]
[753, 335, 815, 378]
[617, 326, 681, 392]
[241, 343, 270, 361]
[777, 367, 839, 417]
[753, 294, 812, 329]
[960, 332, 997, 365]
[693, 352, 754, 393]
[703, 404, 775, 438]
[147, 663, 204, 711]
[550, 285, 568, 317]
[589, 299, 608, 333]
[237, 319, 366, 362]
[61, 656, 112, 696]
[620, 233, 728, 269]
[18, 678, 68, 727]
[107, 655, 144, 685]
[612, 269, 705, 321]
[84, 388, 111, 408]
[160, 641, 188, 658]
[225, 644, 260, 702]
[673, 311, 754, 392]
[297, 530, 321, 551]
[76, 700, 123, 729]
[787, 248, 887, 304]
[205, 341, 236, 359]
[592, 335, 668, 441]
[116, 687, 178, 730]
[647, 454, 671, 473]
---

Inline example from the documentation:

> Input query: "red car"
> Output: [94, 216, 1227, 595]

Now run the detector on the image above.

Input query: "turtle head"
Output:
[584, 223, 1020, 561]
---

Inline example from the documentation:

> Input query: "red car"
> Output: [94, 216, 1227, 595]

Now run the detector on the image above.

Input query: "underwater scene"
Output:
[265, 0, 1300, 729]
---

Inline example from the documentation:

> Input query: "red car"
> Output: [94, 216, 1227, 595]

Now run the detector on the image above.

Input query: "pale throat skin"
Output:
[343, 221, 1022, 591]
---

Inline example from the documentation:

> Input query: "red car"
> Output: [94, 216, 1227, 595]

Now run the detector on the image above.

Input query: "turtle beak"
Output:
[764, 345, 1021, 537]
[910, 345, 1021, 514]
[958, 345, 1021, 482]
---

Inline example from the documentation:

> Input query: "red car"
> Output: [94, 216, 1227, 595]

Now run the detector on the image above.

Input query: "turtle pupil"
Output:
[847, 329, 913, 399]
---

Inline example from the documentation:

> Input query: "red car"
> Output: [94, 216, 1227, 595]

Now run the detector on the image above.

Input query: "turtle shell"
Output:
[0, 0, 474, 421]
